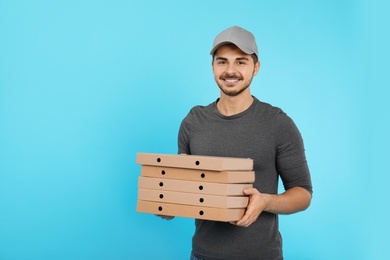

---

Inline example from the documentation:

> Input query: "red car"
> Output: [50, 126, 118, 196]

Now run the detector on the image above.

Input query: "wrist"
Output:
[262, 193, 276, 213]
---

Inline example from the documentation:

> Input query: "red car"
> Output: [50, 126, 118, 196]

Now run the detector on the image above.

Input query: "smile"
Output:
[223, 79, 240, 83]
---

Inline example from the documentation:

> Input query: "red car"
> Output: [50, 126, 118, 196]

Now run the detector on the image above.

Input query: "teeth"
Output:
[225, 79, 239, 82]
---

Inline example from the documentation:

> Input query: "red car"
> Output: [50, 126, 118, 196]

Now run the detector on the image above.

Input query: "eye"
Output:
[217, 60, 226, 65]
[237, 61, 247, 65]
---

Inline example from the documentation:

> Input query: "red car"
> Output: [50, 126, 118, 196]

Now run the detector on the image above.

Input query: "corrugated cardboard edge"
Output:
[136, 200, 246, 222]
[136, 153, 253, 171]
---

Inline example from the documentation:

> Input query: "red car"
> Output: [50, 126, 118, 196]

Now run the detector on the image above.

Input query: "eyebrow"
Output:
[215, 57, 250, 61]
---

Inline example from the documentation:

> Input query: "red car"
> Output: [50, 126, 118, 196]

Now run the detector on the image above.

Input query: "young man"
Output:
[178, 26, 313, 260]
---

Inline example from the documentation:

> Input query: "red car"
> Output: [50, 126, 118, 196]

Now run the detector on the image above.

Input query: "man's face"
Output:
[212, 45, 260, 97]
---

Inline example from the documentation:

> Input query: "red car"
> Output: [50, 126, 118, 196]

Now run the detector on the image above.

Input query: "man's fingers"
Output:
[235, 188, 262, 227]
[155, 214, 175, 220]
[236, 208, 254, 227]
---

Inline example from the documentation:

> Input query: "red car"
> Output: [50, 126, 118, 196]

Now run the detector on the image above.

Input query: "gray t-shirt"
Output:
[178, 97, 312, 260]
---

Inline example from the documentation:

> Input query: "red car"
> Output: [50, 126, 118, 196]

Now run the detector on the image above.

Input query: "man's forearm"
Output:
[264, 186, 312, 215]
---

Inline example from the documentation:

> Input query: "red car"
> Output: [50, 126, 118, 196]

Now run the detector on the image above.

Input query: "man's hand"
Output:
[233, 188, 271, 227]
[155, 215, 175, 220]
[231, 186, 312, 227]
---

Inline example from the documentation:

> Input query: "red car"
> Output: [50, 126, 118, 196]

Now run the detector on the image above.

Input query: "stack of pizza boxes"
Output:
[136, 153, 255, 222]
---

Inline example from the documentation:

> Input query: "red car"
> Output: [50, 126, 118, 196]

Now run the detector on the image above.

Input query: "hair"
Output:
[250, 53, 259, 64]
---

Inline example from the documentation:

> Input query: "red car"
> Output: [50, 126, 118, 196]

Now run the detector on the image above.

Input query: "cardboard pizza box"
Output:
[140, 165, 255, 184]
[136, 153, 253, 171]
[136, 200, 246, 222]
[138, 188, 249, 208]
[138, 177, 252, 196]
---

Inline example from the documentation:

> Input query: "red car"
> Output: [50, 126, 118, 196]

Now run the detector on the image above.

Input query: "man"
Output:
[176, 26, 312, 260]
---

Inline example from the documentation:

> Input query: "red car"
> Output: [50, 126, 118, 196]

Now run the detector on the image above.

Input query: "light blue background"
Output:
[1, 0, 388, 259]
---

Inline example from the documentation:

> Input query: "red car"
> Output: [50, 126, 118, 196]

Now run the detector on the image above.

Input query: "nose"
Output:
[225, 63, 236, 73]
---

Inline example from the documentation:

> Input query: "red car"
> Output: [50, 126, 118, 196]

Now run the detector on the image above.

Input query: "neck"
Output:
[217, 92, 254, 116]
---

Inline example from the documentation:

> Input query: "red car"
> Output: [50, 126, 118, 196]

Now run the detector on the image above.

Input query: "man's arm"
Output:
[234, 186, 312, 227]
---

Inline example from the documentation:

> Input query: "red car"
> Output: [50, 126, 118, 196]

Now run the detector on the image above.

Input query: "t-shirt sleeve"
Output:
[275, 112, 313, 194]
[178, 113, 191, 155]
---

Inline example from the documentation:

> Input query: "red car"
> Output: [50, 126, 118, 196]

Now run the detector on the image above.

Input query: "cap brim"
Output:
[210, 41, 256, 56]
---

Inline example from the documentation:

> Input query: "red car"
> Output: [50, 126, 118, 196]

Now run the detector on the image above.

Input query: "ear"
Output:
[253, 61, 260, 76]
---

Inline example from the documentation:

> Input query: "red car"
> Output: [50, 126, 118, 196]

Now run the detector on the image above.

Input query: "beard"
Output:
[216, 72, 254, 97]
